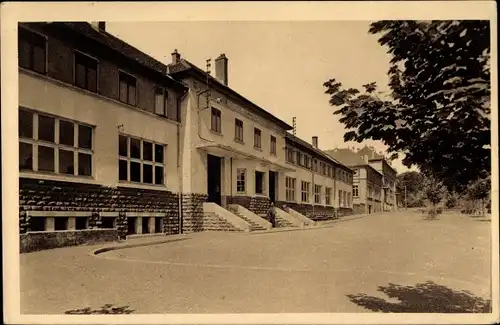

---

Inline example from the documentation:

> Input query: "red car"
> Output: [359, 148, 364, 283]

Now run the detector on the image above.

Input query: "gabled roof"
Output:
[40, 22, 187, 91]
[325, 148, 367, 166]
[167, 58, 293, 131]
[325, 148, 383, 176]
[285, 133, 353, 172]
[357, 145, 385, 160]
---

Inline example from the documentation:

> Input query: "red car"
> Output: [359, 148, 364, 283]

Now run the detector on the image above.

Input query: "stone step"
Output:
[232, 212, 266, 231]
[203, 212, 243, 232]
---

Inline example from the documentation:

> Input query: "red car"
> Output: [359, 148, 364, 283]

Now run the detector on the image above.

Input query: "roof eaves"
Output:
[60, 22, 186, 91]
[171, 59, 293, 131]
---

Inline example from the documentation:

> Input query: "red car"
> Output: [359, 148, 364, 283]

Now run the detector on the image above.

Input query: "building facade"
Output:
[18, 22, 187, 239]
[279, 135, 354, 220]
[18, 22, 354, 248]
[325, 148, 383, 215]
[368, 159, 398, 211]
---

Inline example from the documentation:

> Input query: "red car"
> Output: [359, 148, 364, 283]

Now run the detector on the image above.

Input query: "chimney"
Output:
[215, 54, 228, 85]
[364, 155, 369, 163]
[312, 136, 318, 148]
[171, 49, 181, 64]
[90, 21, 106, 32]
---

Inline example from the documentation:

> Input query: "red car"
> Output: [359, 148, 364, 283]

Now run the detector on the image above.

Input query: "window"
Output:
[286, 146, 294, 163]
[118, 135, 165, 185]
[314, 185, 322, 204]
[313, 159, 318, 172]
[353, 185, 359, 197]
[339, 190, 343, 207]
[304, 155, 310, 169]
[74, 52, 98, 92]
[18, 27, 46, 74]
[237, 168, 246, 193]
[119, 71, 137, 106]
[327, 165, 332, 177]
[255, 171, 265, 194]
[301, 181, 310, 203]
[154, 87, 168, 117]
[325, 187, 332, 205]
[18, 108, 93, 176]
[235, 119, 244, 142]
[285, 177, 296, 202]
[322, 163, 327, 175]
[270, 136, 277, 155]
[254, 128, 262, 149]
[211, 108, 222, 133]
[296, 151, 301, 165]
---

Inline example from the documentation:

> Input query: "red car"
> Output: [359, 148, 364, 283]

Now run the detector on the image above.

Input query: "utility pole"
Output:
[205, 58, 211, 107]
[404, 185, 407, 209]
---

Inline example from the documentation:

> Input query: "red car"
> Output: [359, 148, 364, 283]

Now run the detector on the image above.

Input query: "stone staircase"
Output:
[275, 215, 296, 228]
[227, 206, 267, 231]
[202, 212, 242, 232]
[273, 207, 301, 228]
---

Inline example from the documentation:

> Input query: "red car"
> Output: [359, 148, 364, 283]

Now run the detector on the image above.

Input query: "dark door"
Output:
[368, 205, 372, 214]
[269, 171, 276, 203]
[207, 154, 222, 205]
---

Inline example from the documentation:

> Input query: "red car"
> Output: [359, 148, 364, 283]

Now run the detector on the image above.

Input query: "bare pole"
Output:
[405, 185, 407, 209]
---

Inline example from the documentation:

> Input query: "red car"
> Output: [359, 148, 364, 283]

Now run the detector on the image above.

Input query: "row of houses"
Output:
[17, 22, 398, 246]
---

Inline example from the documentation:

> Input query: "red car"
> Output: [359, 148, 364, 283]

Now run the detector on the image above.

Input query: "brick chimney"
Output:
[171, 49, 181, 64]
[312, 136, 318, 148]
[215, 54, 228, 85]
[90, 22, 106, 32]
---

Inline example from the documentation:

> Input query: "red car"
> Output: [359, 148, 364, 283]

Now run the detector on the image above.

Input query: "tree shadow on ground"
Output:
[347, 281, 491, 313]
[64, 304, 134, 314]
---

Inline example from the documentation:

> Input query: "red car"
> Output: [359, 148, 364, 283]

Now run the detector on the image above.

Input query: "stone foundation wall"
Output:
[275, 201, 336, 221]
[19, 178, 180, 235]
[227, 196, 271, 220]
[337, 207, 354, 217]
[181, 193, 208, 233]
[20, 229, 118, 253]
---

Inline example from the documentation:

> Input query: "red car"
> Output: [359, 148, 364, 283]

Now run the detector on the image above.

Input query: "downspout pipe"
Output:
[176, 89, 188, 234]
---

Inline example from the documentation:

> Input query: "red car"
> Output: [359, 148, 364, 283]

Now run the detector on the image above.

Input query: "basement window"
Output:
[54, 217, 69, 231]
[75, 217, 88, 230]
[29, 217, 46, 232]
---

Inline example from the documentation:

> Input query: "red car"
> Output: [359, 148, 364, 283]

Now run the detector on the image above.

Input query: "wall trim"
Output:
[27, 211, 92, 217]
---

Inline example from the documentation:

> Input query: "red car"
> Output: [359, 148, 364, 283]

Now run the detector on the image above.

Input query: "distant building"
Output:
[325, 148, 383, 214]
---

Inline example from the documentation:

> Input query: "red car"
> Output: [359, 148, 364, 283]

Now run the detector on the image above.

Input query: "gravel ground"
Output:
[20, 210, 492, 314]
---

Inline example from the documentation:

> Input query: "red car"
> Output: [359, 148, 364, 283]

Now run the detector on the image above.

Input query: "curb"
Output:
[92, 235, 189, 255]
[249, 214, 370, 235]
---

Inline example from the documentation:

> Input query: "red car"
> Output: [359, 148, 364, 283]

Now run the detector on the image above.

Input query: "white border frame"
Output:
[2, 2, 498, 325]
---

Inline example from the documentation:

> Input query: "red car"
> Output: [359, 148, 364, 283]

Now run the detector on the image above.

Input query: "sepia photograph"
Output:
[1, 1, 498, 324]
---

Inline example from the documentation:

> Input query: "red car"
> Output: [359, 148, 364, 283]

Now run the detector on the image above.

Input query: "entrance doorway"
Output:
[368, 205, 372, 214]
[207, 154, 222, 205]
[269, 171, 277, 204]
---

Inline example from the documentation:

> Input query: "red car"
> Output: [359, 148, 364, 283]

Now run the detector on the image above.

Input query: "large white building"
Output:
[18, 22, 354, 251]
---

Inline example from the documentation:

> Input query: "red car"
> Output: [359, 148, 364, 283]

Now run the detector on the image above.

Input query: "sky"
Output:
[107, 21, 415, 173]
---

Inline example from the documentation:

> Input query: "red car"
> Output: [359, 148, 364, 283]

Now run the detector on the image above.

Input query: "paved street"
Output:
[20, 211, 492, 314]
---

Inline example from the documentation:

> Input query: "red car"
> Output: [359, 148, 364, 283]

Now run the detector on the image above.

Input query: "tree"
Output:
[397, 171, 425, 207]
[466, 176, 491, 216]
[423, 176, 447, 218]
[324, 20, 491, 192]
